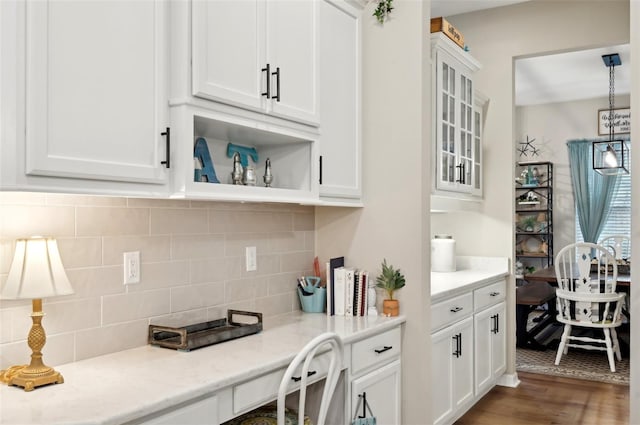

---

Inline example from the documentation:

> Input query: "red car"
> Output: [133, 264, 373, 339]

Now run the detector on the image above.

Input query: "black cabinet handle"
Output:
[450, 306, 463, 313]
[262, 64, 271, 98]
[161, 127, 170, 168]
[374, 345, 392, 354]
[489, 292, 500, 297]
[272, 67, 280, 101]
[319, 155, 323, 185]
[452, 333, 461, 358]
[496, 313, 500, 334]
[456, 163, 465, 184]
[291, 370, 316, 382]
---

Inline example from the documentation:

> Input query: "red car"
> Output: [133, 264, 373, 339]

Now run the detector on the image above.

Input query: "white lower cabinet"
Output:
[474, 302, 507, 396]
[431, 316, 474, 425]
[431, 277, 507, 424]
[351, 360, 401, 425]
[350, 326, 402, 425]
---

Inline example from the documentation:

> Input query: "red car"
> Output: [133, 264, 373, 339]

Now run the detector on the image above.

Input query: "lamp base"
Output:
[0, 364, 64, 391]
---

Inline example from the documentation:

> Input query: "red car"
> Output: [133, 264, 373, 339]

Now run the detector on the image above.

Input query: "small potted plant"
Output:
[375, 259, 406, 317]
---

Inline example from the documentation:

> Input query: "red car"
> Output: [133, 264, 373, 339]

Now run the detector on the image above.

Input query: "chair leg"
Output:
[611, 327, 622, 361]
[555, 324, 571, 366]
[604, 328, 616, 373]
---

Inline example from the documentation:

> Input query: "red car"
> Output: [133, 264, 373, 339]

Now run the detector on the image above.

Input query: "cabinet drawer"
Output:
[351, 327, 401, 376]
[233, 351, 331, 414]
[431, 292, 473, 332]
[474, 279, 506, 312]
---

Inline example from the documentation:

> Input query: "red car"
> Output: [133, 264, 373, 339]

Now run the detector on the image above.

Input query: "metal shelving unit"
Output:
[515, 161, 553, 276]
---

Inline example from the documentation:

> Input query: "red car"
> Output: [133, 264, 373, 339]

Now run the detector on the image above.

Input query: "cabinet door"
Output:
[433, 45, 479, 195]
[26, 0, 168, 184]
[192, 0, 266, 111]
[266, 0, 319, 125]
[351, 360, 401, 425]
[474, 301, 506, 395]
[431, 316, 474, 425]
[318, 0, 361, 200]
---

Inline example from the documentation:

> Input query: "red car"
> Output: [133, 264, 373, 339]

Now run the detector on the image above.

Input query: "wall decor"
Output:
[194, 138, 220, 183]
[516, 135, 541, 158]
[372, 0, 393, 23]
[598, 107, 630, 135]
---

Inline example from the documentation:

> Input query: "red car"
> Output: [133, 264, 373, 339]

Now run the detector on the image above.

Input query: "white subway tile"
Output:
[149, 208, 208, 235]
[126, 261, 190, 291]
[127, 198, 191, 208]
[293, 212, 314, 231]
[75, 320, 148, 361]
[190, 257, 241, 284]
[240, 253, 280, 278]
[254, 293, 294, 317]
[0, 192, 46, 205]
[0, 332, 74, 369]
[224, 233, 271, 257]
[267, 272, 299, 296]
[149, 309, 209, 327]
[280, 252, 315, 274]
[0, 205, 75, 238]
[103, 290, 170, 325]
[77, 207, 150, 236]
[103, 235, 171, 265]
[172, 234, 225, 260]
[65, 266, 125, 298]
[267, 232, 306, 253]
[171, 282, 225, 313]
[41, 298, 101, 334]
[46, 194, 127, 207]
[225, 277, 269, 304]
[57, 237, 102, 268]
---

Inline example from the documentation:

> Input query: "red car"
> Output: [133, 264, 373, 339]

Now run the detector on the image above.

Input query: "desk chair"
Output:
[227, 332, 344, 425]
[554, 242, 625, 372]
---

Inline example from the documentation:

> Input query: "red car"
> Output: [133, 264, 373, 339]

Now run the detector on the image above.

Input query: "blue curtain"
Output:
[566, 139, 620, 243]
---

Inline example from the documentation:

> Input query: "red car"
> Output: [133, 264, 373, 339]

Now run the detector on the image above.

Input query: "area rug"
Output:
[516, 310, 629, 385]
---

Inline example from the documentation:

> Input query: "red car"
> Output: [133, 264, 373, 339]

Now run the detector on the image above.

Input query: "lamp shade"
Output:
[1, 237, 74, 300]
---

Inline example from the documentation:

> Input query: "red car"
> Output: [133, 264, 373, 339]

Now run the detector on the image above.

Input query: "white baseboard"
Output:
[496, 372, 520, 388]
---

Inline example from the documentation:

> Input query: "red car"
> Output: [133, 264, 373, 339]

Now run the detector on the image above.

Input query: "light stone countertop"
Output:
[431, 256, 510, 303]
[0, 312, 405, 425]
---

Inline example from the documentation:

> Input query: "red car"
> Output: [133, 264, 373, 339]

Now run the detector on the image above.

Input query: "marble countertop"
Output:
[0, 312, 405, 425]
[431, 256, 510, 302]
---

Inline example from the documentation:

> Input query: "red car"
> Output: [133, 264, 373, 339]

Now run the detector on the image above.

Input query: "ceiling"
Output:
[430, 0, 631, 106]
[515, 45, 631, 106]
[431, 0, 531, 20]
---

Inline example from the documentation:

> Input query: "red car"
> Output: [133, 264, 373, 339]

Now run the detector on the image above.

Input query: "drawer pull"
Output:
[291, 370, 316, 382]
[374, 345, 393, 354]
[489, 291, 500, 297]
[450, 306, 463, 313]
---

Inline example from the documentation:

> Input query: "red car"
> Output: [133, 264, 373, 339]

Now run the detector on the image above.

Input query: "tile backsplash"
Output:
[0, 193, 314, 368]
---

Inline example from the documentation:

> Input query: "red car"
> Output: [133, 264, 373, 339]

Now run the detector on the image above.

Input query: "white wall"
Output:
[515, 94, 630, 253]
[316, 1, 431, 423]
[444, 0, 630, 380]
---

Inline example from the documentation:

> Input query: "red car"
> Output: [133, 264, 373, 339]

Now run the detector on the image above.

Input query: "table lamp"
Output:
[0, 237, 74, 391]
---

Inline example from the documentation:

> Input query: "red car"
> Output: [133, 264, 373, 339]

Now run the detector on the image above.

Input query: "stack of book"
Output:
[326, 256, 369, 316]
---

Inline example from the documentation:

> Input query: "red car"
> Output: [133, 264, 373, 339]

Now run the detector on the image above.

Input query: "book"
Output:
[328, 256, 344, 316]
[345, 268, 355, 316]
[358, 270, 368, 316]
[353, 270, 361, 316]
[334, 267, 346, 316]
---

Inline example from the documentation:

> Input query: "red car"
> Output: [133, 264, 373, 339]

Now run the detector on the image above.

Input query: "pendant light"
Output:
[593, 53, 628, 175]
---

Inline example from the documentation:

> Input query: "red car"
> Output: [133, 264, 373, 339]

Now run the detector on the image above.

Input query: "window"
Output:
[575, 167, 631, 259]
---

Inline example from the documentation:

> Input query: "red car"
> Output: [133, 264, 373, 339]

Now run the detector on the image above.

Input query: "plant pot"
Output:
[382, 299, 399, 317]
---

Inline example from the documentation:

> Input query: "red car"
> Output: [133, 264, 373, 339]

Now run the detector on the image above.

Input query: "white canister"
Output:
[431, 234, 456, 272]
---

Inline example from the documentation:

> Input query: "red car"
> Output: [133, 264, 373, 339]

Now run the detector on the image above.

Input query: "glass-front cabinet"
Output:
[431, 32, 483, 197]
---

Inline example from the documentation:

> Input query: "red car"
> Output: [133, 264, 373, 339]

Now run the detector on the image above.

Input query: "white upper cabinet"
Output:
[431, 33, 482, 197]
[318, 0, 362, 202]
[24, 0, 169, 185]
[192, 0, 319, 126]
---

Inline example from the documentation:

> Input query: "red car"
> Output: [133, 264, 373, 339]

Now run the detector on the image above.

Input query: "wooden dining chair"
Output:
[226, 332, 344, 425]
[599, 235, 631, 260]
[554, 242, 625, 372]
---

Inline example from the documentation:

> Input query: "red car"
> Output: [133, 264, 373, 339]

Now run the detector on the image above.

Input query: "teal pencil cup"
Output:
[298, 285, 326, 313]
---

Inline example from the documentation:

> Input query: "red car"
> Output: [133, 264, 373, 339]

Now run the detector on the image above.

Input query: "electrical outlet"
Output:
[246, 246, 257, 272]
[123, 251, 140, 284]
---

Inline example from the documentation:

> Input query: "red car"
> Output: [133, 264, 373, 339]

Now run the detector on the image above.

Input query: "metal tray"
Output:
[148, 310, 262, 351]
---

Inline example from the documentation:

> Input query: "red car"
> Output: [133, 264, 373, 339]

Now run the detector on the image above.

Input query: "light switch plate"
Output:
[246, 246, 257, 272]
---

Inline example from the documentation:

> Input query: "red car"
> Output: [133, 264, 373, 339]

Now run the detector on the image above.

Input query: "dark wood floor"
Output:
[456, 372, 629, 425]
